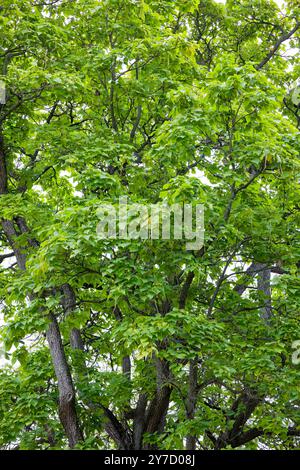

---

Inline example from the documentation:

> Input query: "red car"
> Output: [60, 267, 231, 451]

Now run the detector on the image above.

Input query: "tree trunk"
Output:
[46, 314, 84, 447]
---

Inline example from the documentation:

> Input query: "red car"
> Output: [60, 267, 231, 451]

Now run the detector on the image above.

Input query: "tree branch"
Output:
[256, 21, 300, 70]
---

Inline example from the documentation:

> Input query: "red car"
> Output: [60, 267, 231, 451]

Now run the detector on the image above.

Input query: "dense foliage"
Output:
[0, 0, 300, 450]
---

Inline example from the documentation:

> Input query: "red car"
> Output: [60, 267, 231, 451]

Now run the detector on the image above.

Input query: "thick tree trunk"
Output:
[143, 357, 172, 448]
[46, 314, 84, 447]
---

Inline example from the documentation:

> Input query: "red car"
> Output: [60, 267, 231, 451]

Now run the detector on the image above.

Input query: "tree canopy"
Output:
[0, 0, 300, 450]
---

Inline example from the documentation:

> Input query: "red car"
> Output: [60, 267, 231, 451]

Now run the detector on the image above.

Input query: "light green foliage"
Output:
[0, 0, 300, 450]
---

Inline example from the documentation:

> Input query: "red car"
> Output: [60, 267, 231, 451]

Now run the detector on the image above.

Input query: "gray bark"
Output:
[185, 359, 198, 450]
[257, 264, 272, 322]
[46, 314, 84, 447]
[0, 130, 83, 447]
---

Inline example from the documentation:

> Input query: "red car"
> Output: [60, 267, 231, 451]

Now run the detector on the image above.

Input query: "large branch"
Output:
[257, 265, 272, 322]
[214, 390, 261, 449]
[46, 314, 84, 447]
[133, 393, 147, 450]
[179, 271, 195, 309]
[256, 21, 300, 70]
[229, 425, 300, 448]
[0, 132, 8, 194]
[143, 357, 172, 447]
[185, 359, 198, 450]
[113, 306, 131, 378]
[233, 262, 264, 296]
[0, 129, 83, 448]
[63, 290, 133, 449]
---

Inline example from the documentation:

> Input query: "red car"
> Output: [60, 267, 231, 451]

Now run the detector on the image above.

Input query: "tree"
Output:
[0, 0, 300, 450]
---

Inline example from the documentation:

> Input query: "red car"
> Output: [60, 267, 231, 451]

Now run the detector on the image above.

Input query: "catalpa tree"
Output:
[0, 0, 300, 450]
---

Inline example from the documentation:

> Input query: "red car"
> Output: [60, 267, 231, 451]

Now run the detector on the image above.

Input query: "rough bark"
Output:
[233, 262, 262, 296]
[179, 272, 195, 309]
[113, 306, 131, 379]
[185, 359, 198, 450]
[0, 130, 83, 447]
[61, 283, 84, 351]
[133, 393, 147, 450]
[143, 357, 172, 448]
[257, 264, 272, 322]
